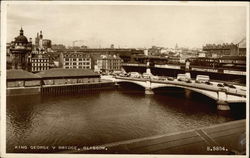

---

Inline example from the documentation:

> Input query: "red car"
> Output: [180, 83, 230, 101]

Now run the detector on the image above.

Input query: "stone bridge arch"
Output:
[113, 78, 245, 111]
[116, 80, 147, 89]
[151, 84, 218, 100]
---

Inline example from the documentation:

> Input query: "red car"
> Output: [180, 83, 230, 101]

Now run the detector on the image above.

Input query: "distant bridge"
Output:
[103, 76, 246, 111]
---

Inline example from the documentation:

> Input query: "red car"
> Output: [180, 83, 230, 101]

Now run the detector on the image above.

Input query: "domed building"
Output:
[9, 28, 32, 70]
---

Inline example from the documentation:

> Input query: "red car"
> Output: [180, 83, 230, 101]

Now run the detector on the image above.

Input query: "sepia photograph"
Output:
[1, 1, 249, 158]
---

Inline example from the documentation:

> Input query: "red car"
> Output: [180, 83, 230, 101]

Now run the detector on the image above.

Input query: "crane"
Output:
[237, 37, 246, 46]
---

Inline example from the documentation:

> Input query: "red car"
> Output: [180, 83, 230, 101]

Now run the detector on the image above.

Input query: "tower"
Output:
[175, 43, 178, 50]
[9, 28, 32, 70]
[39, 30, 43, 48]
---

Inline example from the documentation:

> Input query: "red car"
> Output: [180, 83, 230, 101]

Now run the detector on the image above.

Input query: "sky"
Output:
[6, 3, 247, 48]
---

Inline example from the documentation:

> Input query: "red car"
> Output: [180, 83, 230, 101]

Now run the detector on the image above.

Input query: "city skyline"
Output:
[7, 3, 247, 48]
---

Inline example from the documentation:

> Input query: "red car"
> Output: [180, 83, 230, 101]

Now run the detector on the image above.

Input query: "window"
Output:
[73, 63, 76, 65]
[73, 59, 77, 61]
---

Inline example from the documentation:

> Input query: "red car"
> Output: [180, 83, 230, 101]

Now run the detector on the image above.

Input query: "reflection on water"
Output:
[7, 84, 246, 153]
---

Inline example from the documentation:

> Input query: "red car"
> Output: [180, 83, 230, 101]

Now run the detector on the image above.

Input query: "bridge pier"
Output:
[184, 89, 192, 99]
[217, 91, 230, 111]
[114, 82, 120, 86]
[145, 88, 154, 95]
[217, 100, 230, 111]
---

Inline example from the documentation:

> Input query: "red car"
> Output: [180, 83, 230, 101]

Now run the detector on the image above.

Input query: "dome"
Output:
[14, 28, 28, 44]
[15, 35, 28, 43]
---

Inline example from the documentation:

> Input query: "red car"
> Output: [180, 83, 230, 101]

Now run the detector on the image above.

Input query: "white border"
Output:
[1, 1, 7, 158]
[1, 1, 249, 158]
[245, 3, 249, 158]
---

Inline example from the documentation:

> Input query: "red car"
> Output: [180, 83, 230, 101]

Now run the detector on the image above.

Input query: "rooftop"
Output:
[63, 52, 91, 58]
[37, 68, 99, 78]
[7, 69, 41, 80]
[189, 56, 246, 60]
[98, 55, 121, 60]
[220, 56, 246, 60]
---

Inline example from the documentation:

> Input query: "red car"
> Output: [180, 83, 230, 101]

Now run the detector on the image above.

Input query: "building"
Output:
[52, 48, 143, 63]
[7, 69, 41, 89]
[37, 68, 100, 85]
[60, 52, 92, 69]
[188, 56, 246, 72]
[219, 56, 246, 72]
[30, 54, 50, 73]
[29, 31, 52, 73]
[35, 30, 52, 51]
[148, 46, 162, 56]
[96, 55, 122, 73]
[203, 43, 239, 57]
[51, 44, 66, 50]
[9, 28, 32, 70]
[6, 43, 13, 69]
[42, 39, 52, 50]
[238, 38, 246, 56]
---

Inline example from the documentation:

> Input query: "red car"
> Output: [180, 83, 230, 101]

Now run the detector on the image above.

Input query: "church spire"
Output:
[20, 27, 24, 36]
[40, 30, 43, 39]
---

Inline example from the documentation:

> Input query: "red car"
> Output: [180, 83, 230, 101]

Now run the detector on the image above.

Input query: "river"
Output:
[6, 83, 246, 153]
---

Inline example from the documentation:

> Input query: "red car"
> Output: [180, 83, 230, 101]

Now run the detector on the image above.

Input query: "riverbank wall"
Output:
[7, 80, 115, 96]
[7, 86, 41, 96]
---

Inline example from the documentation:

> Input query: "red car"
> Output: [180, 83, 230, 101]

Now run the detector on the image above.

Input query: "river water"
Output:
[6, 83, 246, 153]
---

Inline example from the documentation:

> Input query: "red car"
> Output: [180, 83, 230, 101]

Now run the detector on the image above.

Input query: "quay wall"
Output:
[7, 81, 115, 96]
[7, 87, 41, 96]
[41, 82, 115, 95]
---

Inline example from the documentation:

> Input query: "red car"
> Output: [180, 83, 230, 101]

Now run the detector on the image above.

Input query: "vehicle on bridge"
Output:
[151, 76, 160, 80]
[157, 76, 166, 81]
[205, 81, 213, 85]
[118, 72, 130, 77]
[217, 84, 228, 92]
[217, 83, 224, 87]
[177, 74, 191, 82]
[195, 75, 210, 83]
[167, 77, 175, 81]
[130, 72, 141, 78]
[223, 82, 236, 89]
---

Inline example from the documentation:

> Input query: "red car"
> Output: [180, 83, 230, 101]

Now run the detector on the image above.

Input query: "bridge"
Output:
[102, 75, 246, 111]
